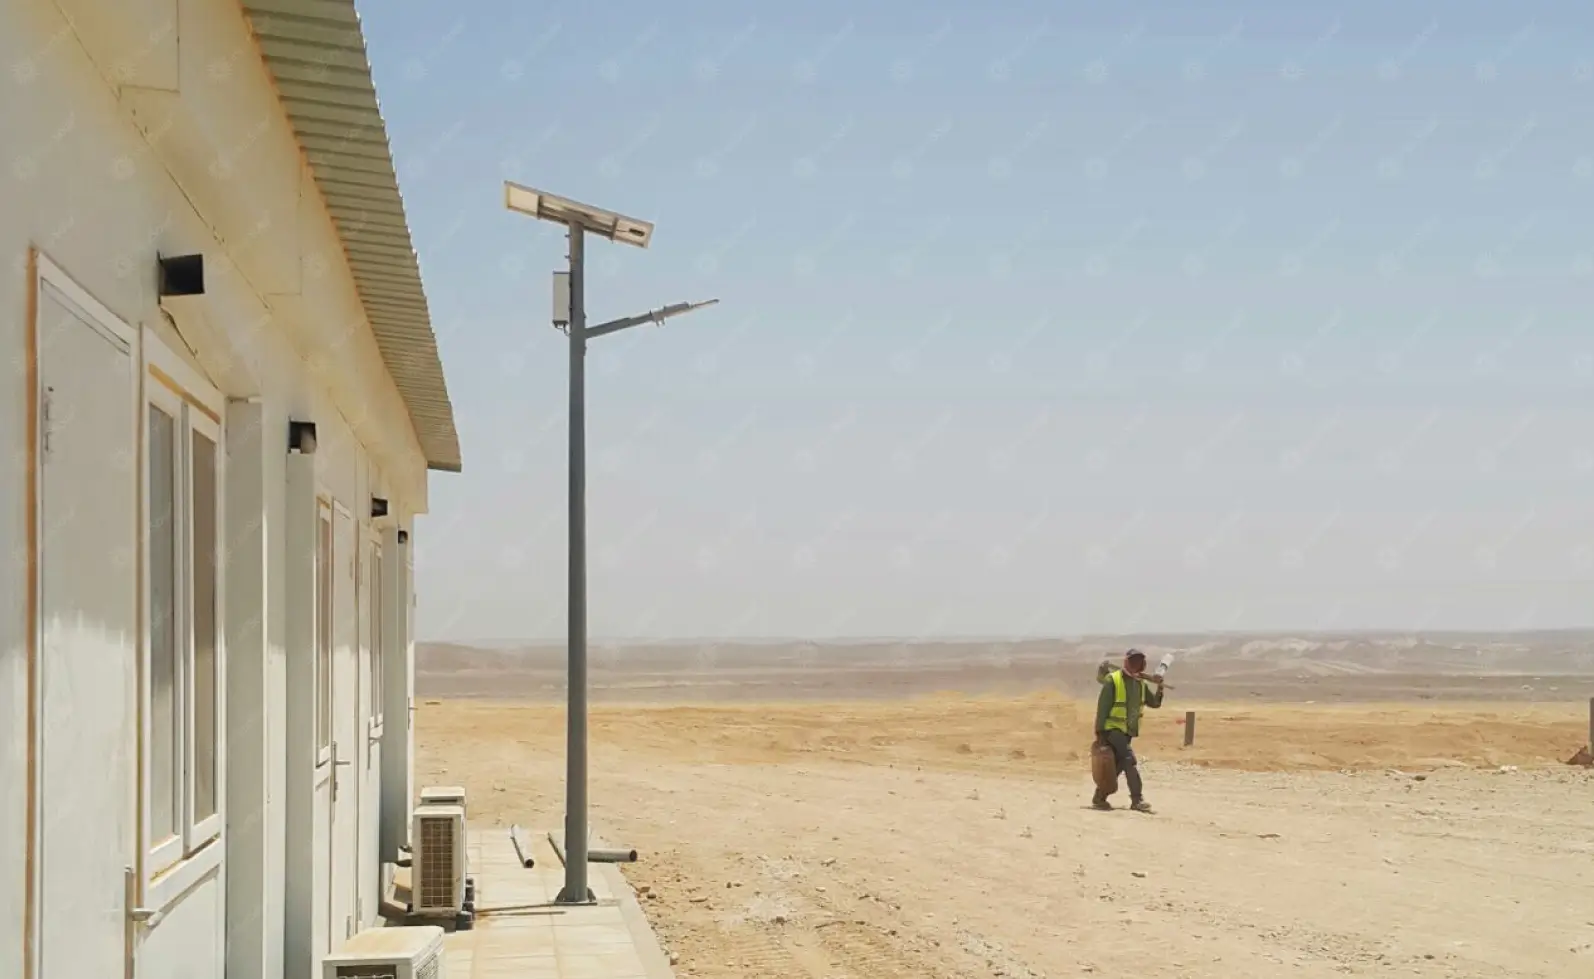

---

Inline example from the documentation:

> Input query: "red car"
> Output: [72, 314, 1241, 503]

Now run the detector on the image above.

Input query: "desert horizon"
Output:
[423, 625, 1594, 647]
[415, 627, 1594, 705]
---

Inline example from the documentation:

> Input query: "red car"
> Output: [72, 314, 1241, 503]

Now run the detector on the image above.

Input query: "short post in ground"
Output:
[1184, 710, 1196, 747]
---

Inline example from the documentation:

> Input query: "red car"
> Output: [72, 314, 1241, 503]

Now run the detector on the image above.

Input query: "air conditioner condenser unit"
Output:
[322, 924, 445, 979]
[410, 803, 467, 921]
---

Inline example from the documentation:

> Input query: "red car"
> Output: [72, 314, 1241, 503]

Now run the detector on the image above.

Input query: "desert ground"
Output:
[416, 641, 1594, 979]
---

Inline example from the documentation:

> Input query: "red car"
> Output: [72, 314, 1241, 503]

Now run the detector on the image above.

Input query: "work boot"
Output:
[1091, 795, 1113, 811]
[1130, 800, 1154, 814]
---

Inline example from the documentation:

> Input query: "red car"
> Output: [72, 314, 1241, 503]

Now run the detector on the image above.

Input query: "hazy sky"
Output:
[359, 0, 1594, 641]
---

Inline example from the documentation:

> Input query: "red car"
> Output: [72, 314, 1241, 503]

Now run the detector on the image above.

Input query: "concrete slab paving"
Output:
[442, 826, 674, 979]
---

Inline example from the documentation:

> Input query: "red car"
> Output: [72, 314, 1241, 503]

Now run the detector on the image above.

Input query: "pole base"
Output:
[555, 887, 597, 905]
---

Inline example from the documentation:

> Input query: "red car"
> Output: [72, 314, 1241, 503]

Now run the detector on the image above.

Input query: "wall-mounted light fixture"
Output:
[397, 530, 409, 544]
[158, 253, 205, 297]
[288, 420, 318, 455]
[371, 497, 389, 519]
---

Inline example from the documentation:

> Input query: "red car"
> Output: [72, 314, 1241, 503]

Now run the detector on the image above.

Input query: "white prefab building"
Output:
[0, 2, 462, 978]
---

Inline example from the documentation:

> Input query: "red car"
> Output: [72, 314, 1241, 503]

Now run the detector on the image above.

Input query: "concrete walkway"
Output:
[444, 827, 674, 979]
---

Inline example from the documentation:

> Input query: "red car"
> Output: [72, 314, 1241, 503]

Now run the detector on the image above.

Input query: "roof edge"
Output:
[241, 0, 462, 474]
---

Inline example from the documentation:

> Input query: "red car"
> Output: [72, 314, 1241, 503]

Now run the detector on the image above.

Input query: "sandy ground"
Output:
[418, 696, 1594, 978]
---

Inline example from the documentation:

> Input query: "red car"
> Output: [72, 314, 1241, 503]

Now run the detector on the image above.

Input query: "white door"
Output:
[329, 506, 359, 941]
[405, 550, 416, 813]
[357, 534, 383, 929]
[314, 503, 336, 963]
[33, 281, 138, 979]
[312, 500, 334, 960]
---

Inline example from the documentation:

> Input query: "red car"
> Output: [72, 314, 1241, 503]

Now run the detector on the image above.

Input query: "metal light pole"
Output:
[504, 182, 717, 904]
[562, 221, 590, 904]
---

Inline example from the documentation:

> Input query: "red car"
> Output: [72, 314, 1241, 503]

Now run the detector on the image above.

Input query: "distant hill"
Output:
[414, 631, 1594, 704]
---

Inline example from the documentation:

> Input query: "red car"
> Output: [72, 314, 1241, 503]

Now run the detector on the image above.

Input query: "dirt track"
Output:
[418, 697, 1594, 978]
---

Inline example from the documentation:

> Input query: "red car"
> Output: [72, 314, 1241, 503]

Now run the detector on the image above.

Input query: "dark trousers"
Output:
[1102, 730, 1143, 803]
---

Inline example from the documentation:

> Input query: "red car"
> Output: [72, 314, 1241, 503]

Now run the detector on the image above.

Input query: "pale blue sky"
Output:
[358, 1, 1594, 641]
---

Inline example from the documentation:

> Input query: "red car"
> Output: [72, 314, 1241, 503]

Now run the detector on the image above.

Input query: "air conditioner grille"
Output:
[416, 952, 440, 979]
[333, 967, 398, 979]
[418, 815, 458, 910]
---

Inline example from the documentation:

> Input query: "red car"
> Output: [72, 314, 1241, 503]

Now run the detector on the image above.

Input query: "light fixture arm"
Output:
[586, 299, 721, 340]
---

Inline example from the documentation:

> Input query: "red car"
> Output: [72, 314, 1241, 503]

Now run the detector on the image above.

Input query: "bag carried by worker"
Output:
[1091, 740, 1118, 797]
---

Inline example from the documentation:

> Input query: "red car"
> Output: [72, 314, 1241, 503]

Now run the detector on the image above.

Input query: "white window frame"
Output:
[186, 408, 224, 847]
[140, 327, 226, 909]
[316, 498, 335, 769]
[366, 533, 385, 738]
[144, 381, 186, 880]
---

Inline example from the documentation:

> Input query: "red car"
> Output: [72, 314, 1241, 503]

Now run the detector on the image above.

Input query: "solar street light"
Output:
[504, 181, 717, 905]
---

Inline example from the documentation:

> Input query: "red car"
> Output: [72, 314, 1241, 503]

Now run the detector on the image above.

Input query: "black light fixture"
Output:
[288, 420, 318, 455]
[157, 253, 205, 297]
[397, 530, 409, 544]
[371, 497, 389, 519]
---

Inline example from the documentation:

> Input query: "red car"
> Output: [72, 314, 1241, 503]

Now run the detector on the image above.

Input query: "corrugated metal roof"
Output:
[240, 0, 462, 473]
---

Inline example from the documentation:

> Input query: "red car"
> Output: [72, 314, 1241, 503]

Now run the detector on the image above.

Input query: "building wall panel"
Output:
[0, 1, 433, 977]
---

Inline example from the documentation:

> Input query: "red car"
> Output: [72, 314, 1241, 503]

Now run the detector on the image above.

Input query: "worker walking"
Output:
[1092, 649, 1165, 813]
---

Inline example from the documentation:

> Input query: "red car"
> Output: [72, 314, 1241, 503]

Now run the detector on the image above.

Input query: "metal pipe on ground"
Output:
[508, 824, 535, 868]
[548, 832, 638, 865]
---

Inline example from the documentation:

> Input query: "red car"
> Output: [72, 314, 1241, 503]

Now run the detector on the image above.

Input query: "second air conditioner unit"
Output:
[322, 923, 446, 979]
[410, 803, 466, 918]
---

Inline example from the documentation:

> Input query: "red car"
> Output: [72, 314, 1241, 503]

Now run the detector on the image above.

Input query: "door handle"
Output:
[332, 744, 353, 799]
[125, 867, 165, 928]
[128, 906, 165, 928]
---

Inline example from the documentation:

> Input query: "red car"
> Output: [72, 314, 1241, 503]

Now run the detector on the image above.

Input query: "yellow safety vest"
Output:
[1103, 669, 1130, 733]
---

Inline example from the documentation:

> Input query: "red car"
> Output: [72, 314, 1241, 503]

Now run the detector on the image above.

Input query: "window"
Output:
[317, 502, 333, 759]
[142, 339, 224, 889]
[190, 427, 219, 824]
[147, 401, 179, 853]
[368, 539, 384, 730]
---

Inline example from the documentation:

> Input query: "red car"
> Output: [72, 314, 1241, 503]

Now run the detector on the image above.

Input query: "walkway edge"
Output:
[596, 862, 677, 979]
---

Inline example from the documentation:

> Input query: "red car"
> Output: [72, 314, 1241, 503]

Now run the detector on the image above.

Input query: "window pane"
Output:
[191, 428, 218, 824]
[370, 544, 382, 722]
[147, 405, 179, 844]
[317, 512, 333, 753]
